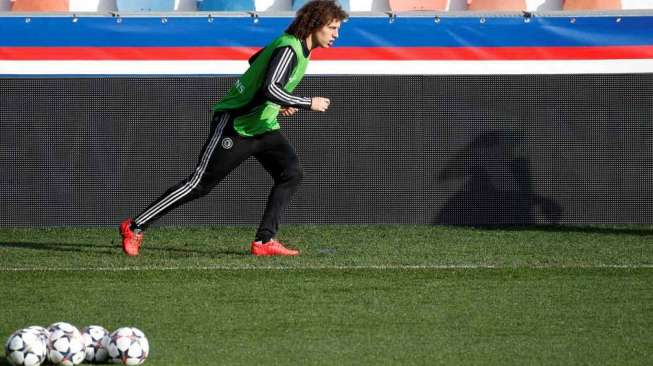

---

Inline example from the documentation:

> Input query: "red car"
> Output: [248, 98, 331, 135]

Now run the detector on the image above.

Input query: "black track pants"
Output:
[133, 112, 303, 242]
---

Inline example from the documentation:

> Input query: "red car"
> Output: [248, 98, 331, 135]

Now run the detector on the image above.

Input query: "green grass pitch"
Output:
[1, 225, 652, 365]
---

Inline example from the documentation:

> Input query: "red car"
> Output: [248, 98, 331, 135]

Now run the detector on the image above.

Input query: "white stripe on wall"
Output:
[2, 59, 653, 75]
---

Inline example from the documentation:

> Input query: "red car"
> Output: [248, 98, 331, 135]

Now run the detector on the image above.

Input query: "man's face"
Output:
[314, 19, 341, 48]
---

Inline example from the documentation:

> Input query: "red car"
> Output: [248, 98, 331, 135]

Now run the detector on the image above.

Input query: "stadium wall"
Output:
[1, 13, 652, 226]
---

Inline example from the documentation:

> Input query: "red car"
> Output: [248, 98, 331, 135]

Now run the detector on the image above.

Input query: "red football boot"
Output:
[251, 239, 299, 256]
[119, 218, 143, 257]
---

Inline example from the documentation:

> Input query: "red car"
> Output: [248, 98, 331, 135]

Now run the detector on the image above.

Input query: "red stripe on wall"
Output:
[312, 46, 653, 60]
[0, 47, 260, 60]
[2, 46, 653, 61]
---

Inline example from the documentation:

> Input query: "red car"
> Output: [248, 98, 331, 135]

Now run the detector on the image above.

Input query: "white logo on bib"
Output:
[221, 137, 234, 150]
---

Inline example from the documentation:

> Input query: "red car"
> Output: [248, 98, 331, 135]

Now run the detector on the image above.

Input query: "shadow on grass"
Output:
[458, 225, 653, 237]
[0, 357, 11, 366]
[0, 241, 248, 257]
[0, 241, 116, 254]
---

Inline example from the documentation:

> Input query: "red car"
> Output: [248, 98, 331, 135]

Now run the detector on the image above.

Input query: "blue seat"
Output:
[292, 0, 350, 11]
[116, 0, 175, 11]
[197, 0, 256, 11]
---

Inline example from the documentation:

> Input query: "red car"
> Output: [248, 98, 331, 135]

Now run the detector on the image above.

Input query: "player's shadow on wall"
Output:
[436, 130, 562, 226]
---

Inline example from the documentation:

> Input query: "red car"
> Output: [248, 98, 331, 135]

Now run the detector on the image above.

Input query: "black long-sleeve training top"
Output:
[248, 40, 313, 110]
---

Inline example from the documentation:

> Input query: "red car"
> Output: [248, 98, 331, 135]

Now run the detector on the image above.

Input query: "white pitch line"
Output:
[2, 264, 653, 272]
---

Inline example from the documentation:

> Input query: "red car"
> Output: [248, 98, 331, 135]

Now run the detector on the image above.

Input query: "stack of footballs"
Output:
[4, 322, 149, 366]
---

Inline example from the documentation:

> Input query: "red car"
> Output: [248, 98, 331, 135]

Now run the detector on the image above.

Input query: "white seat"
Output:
[618, 0, 652, 9]
[69, 0, 104, 11]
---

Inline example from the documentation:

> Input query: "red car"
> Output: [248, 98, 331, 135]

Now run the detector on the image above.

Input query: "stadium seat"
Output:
[562, 0, 621, 9]
[389, 0, 447, 11]
[197, 0, 256, 11]
[526, 0, 563, 10]
[10, 0, 69, 11]
[622, 0, 653, 9]
[466, 0, 526, 10]
[69, 0, 108, 11]
[176, 0, 198, 10]
[292, 0, 350, 11]
[116, 0, 175, 11]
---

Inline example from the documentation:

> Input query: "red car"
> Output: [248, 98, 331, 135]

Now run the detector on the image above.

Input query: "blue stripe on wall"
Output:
[1, 15, 652, 47]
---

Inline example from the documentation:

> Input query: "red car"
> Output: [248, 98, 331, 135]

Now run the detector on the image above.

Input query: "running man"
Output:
[119, 0, 348, 257]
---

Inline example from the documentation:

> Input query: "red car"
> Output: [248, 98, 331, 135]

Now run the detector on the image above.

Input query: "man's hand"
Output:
[280, 107, 298, 117]
[311, 97, 331, 112]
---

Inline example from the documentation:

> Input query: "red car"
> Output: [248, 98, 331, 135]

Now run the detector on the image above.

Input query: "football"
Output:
[4, 328, 47, 366]
[105, 327, 150, 365]
[23, 326, 50, 345]
[46, 322, 80, 337]
[47, 327, 85, 365]
[81, 325, 110, 363]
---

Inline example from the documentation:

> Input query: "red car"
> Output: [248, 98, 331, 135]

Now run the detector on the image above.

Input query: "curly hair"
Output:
[286, 0, 349, 40]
